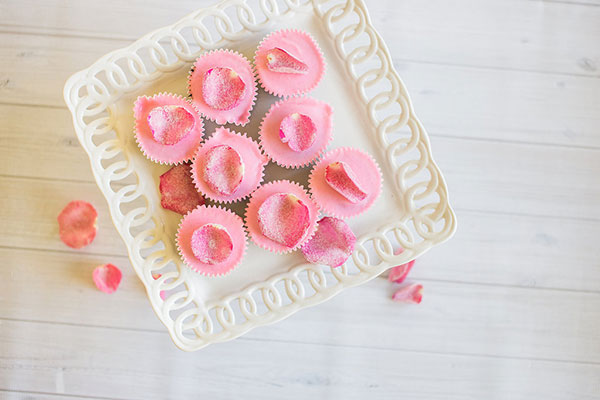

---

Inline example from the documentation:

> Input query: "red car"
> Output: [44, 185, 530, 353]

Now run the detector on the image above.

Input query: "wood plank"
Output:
[2, 247, 599, 363]
[0, 391, 114, 400]
[0, 0, 598, 77]
[1, 319, 599, 400]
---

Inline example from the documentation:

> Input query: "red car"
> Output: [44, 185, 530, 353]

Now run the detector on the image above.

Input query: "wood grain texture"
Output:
[1, 0, 599, 398]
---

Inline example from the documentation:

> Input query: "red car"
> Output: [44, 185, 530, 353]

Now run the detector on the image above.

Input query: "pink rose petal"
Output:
[92, 263, 122, 294]
[301, 217, 356, 268]
[191, 223, 234, 264]
[202, 145, 245, 196]
[151, 273, 167, 300]
[325, 161, 368, 203]
[388, 260, 416, 284]
[258, 193, 310, 248]
[392, 283, 423, 304]
[57, 200, 98, 249]
[159, 164, 205, 215]
[202, 67, 246, 110]
[147, 105, 195, 145]
[279, 113, 317, 152]
[266, 47, 309, 74]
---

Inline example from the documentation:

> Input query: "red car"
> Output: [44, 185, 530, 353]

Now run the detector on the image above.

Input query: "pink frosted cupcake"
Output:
[191, 127, 268, 203]
[309, 147, 382, 218]
[254, 29, 325, 97]
[245, 180, 320, 253]
[258, 96, 333, 168]
[177, 205, 248, 276]
[134, 93, 204, 164]
[188, 49, 257, 126]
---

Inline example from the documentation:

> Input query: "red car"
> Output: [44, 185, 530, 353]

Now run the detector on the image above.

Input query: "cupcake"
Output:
[176, 205, 248, 276]
[134, 93, 204, 164]
[258, 96, 333, 168]
[309, 147, 382, 218]
[254, 29, 325, 97]
[245, 180, 320, 253]
[191, 127, 268, 203]
[188, 49, 257, 126]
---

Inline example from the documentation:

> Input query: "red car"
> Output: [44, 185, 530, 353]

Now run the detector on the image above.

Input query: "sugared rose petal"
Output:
[325, 161, 368, 203]
[147, 105, 195, 145]
[202, 67, 246, 110]
[388, 260, 416, 284]
[159, 164, 205, 215]
[203, 145, 245, 196]
[301, 217, 356, 268]
[258, 193, 310, 248]
[392, 283, 423, 304]
[279, 113, 317, 152]
[92, 263, 122, 294]
[57, 200, 98, 249]
[191, 223, 234, 264]
[266, 47, 309, 74]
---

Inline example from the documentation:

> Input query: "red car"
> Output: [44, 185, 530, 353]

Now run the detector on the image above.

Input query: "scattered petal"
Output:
[151, 273, 167, 300]
[301, 217, 356, 268]
[92, 263, 122, 294]
[202, 145, 245, 196]
[388, 260, 415, 284]
[392, 283, 423, 304]
[57, 200, 98, 249]
[325, 161, 368, 203]
[159, 164, 205, 215]
[202, 67, 246, 110]
[147, 105, 195, 145]
[279, 113, 317, 152]
[266, 47, 309, 74]
[258, 193, 310, 248]
[191, 223, 234, 265]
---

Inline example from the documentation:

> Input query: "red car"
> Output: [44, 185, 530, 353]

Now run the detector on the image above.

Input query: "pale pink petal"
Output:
[202, 67, 246, 110]
[392, 283, 423, 304]
[325, 161, 368, 203]
[258, 193, 310, 248]
[301, 217, 356, 268]
[159, 164, 205, 215]
[57, 200, 98, 249]
[202, 145, 245, 196]
[92, 263, 122, 294]
[388, 260, 415, 284]
[279, 113, 317, 152]
[191, 224, 234, 264]
[265, 47, 308, 74]
[147, 105, 195, 145]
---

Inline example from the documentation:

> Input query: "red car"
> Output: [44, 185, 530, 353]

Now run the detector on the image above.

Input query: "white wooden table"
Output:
[1, 0, 599, 398]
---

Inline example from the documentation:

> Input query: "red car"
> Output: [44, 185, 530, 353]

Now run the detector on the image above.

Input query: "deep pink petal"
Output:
[57, 200, 98, 249]
[92, 263, 122, 294]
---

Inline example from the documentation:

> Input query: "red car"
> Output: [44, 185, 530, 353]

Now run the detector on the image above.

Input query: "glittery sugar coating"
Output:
[325, 161, 368, 203]
[57, 200, 98, 249]
[301, 217, 356, 268]
[202, 67, 246, 110]
[202, 145, 245, 196]
[265, 47, 308, 74]
[159, 164, 205, 215]
[191, 223, 234, 265]
[147, 105, 195, 145]
[258, 193, 310, 248]
[279, 113, 316, 152]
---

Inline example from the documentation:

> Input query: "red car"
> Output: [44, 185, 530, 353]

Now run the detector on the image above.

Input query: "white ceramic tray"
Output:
[64, 0, 456, 351]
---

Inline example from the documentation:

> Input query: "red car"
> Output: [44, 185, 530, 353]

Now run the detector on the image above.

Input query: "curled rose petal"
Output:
[147, 105, 195, 145]
[392, 283, 423, 304]
[202, 67, 246, 110]
[191, 224, 234, 264]
[266, 47, 308, 74]
[159, 164, 205, 215]
[57, 200, 98, 249]
[279, 113, 317, 152]
[258, 193, 310, 248]
[301, 217, 356, 268]
[203, 145, 245, 196]
[92, 263, 122, 294]
[388, 260, 415, 284]
[325, 161, 368, 203]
